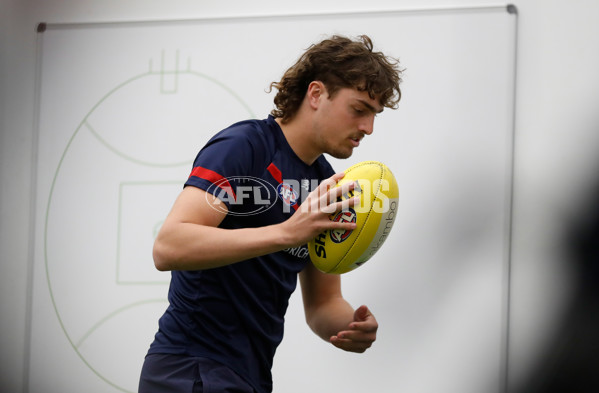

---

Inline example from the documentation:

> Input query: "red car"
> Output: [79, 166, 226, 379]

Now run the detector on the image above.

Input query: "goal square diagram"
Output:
[117, 181, 181, 284]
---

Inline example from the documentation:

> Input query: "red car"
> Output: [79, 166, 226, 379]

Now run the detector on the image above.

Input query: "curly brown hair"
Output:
[269, 35, 403, 123]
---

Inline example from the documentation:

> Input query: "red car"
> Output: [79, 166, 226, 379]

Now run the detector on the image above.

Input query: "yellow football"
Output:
[308, 161, 399, 274]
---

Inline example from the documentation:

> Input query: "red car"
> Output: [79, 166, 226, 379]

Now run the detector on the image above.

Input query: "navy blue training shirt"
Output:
[148, 116, 335, 393]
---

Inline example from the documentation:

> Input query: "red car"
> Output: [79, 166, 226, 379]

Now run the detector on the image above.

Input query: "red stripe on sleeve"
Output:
[267, 163, 283, 183]
[189, 166, 236, 200]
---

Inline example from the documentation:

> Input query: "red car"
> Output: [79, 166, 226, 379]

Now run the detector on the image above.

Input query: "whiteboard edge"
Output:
[36, 4, 513, 31]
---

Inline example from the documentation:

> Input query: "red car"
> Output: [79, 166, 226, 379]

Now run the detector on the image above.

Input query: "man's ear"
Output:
[306, 81, 327, 109]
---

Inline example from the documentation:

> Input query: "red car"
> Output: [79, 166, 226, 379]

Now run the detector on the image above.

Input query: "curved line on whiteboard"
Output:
[75, 298, 167, 349]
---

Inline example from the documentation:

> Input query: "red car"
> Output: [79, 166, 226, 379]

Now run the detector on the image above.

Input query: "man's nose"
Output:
[359, 114, 375, 135]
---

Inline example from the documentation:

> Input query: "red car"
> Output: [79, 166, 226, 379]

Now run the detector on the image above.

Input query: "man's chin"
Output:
[328, 148, 354, 160]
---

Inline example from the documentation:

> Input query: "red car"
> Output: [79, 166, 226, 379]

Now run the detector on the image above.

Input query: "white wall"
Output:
[2, 1, 599, 392]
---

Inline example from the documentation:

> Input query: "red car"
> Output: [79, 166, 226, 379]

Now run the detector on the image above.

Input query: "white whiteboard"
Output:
[30, 6, 517, 393]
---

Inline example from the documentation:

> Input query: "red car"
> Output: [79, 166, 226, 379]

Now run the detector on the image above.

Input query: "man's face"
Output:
[313, 87, 383, 159]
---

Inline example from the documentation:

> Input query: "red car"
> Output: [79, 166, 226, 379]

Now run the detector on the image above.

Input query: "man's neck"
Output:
[275, 115, 320, 165]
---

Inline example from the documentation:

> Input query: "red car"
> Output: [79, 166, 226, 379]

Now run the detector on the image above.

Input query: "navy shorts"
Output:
[138, 353, 256, 393]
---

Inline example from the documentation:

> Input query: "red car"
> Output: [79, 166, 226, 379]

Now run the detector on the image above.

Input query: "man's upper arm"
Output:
[163, 186, 228, 229]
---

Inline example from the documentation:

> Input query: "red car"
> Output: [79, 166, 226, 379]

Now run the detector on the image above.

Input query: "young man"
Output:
[139, 35, 402, 393]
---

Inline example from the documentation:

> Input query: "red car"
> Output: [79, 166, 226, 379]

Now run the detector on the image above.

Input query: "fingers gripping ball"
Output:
[308, 161, 399, 274]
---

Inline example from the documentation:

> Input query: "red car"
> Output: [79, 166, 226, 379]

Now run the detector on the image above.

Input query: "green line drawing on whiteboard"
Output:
[84, 120, 191, 167]
[83, 51, 255, 167]
[75, 299, 166, 349]
[43, 51, 255, 392]
[160, 49, 179, 93]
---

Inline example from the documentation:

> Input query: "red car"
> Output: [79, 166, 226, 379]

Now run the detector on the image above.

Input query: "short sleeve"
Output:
[185, 121, 272, 209]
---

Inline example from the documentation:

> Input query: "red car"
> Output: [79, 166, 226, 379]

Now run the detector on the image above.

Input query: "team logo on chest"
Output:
[277, 182, 299, 207]
[330, 208, 357, 243]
